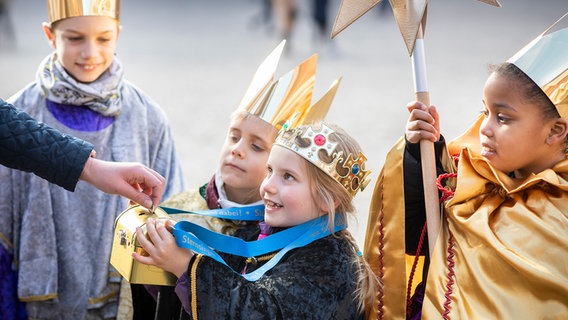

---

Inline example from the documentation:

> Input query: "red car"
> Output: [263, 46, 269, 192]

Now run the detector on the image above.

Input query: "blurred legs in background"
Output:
[272, 0, 297, 53]
[0, 0, 15, 50]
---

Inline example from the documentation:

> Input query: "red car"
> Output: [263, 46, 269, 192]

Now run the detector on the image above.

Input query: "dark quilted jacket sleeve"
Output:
[0, 99, 93, 191]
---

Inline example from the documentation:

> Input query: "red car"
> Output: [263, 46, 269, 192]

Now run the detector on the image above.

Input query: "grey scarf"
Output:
[36, 53, 124, 116]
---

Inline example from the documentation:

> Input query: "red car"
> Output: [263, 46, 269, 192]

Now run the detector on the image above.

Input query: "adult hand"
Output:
[132, 218, 193, 278]
[405, 101, 441, 144]
[80, 157, 165, 209]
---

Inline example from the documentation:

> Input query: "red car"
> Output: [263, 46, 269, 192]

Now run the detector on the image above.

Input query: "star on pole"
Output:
[331, 0, 501, 55]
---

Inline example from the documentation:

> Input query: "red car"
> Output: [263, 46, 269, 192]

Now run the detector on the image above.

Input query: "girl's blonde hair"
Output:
[296, 122, 378, 314]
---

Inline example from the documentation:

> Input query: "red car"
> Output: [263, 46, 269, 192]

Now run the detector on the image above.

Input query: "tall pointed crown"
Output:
[274, 122, 371, 198]
[237, 40, 338, 131]
[47, 0, 120, 24]
[507, 13, 568, 118]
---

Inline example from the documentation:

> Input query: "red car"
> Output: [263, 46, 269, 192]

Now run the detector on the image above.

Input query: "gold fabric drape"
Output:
[364, 137, 408, 319]
[365, 115, 568, 319]
[423, 148, 568, 319]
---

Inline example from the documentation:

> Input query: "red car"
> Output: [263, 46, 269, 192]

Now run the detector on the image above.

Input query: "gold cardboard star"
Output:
[331, 0, 501, 55]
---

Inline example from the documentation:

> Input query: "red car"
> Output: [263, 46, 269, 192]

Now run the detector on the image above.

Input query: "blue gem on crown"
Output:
[352, 164, 360, 175]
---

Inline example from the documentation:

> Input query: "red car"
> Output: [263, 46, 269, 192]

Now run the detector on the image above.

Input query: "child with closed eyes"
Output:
[134, 121, 379, 319]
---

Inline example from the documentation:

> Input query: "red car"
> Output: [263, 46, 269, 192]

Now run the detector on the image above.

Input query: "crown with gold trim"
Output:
[274, 122, 371, 198]
[507, 13, 568, 118]
[237, 40, 339, 130]
[47, 0, 120, 24]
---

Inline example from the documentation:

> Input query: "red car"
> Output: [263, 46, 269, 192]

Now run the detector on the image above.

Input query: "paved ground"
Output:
[1, 0, 566, 246]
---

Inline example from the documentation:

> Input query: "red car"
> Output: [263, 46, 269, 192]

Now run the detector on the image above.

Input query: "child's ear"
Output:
[42, 22, 56, 48]
[317, 197, 340, 213]
[547, 118, 568, 145]
[333, 198, 340, 210]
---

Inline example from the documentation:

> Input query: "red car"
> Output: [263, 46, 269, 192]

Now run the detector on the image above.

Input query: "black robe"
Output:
[186, 225, 364, 319]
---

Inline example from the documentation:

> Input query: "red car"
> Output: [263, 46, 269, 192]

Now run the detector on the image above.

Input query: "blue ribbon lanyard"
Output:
[171, 215, 347, 281]
[160, 204, 265, 221]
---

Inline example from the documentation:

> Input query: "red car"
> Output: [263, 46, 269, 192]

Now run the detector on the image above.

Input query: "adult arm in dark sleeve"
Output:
[0, 99, 165, 207]
[0, 98, 92, 191]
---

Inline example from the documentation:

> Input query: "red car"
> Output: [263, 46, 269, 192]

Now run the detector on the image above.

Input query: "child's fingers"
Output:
[429, 105, 441, 133]
[146, 218, 161, 243]
[133, 218, 180, 271]
[405, 101, 441, 143]
[406, 100, 427, 113]
[135, 226, 154, 249]
[165, 219, 175, 232]
[152, 218, 177, 247]
[132, 251, 156, 265]
[407, 101, 439, 122]
[132, 227, 157, 266]
[406, 129, 438, 143]
[406, 116, 439, 143]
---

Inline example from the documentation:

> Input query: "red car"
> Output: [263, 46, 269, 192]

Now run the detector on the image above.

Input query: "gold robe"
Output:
[365, 117, 568, 319]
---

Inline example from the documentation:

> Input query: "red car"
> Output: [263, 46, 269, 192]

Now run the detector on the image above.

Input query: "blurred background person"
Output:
[0, 0, 15, 49]
[272, 0, 297, 53]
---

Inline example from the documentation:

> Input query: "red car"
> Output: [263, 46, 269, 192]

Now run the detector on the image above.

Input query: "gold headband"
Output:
[47, 0, 120, 23]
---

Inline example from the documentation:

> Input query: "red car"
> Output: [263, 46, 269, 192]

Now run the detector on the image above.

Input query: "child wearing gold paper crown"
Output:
[0, 0, 185, 319]
[143, 42, 337, 320]
[365, 15, 568, 319]
[134, 121, 378, 319]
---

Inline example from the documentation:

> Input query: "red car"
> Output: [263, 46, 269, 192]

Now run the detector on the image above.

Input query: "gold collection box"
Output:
[110, 205, 177, 286]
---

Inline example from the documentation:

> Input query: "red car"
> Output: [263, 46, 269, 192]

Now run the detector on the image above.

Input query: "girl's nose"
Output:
[479, 117, 493, 138]
[260, 174, 276, 195]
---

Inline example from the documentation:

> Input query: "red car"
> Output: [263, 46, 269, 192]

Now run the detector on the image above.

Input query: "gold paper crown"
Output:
[237, 40, 338, 130]
[507, 13, 568, 118]
[274, 122, 371, 197]
[47, 0, 120, 24]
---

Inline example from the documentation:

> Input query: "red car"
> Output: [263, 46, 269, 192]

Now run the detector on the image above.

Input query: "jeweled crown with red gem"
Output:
[274, 122, 371, 197]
